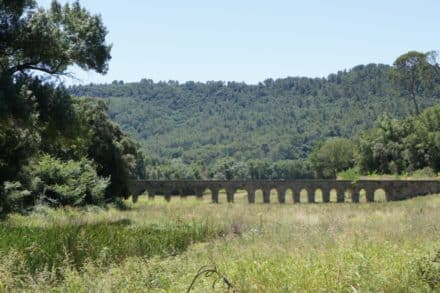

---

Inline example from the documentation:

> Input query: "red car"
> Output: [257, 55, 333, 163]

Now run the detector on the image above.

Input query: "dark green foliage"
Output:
[0, 75, 41, 183]
[0, 0, 111, 76]
[70, 64, 439, 178]
[29, 155, 109, 206]
[73, 99, 146, 198]
[0, 1, 144, 214]
[356, 104, 440, 174]
[309, 138, 355, 178]
[0, 69, 143, 214]
[0, 181, 32, 216]
[0, 219, 220, 275]
[211, 157, 249, 179]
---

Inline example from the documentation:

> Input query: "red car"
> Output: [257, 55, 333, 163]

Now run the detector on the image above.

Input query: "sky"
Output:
[39, 0, 440, 85]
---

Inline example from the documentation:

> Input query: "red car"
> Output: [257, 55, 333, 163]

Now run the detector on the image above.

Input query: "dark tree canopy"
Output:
[356, 104, 440, 175]
[0, 0, 145, 215]
[309, 138, 355, 179]
[0, 0, 111, 76]
[390, 51, 439, 114]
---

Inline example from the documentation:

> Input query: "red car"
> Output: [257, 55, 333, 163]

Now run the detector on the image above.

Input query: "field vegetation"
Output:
[0, 193, 439, 291]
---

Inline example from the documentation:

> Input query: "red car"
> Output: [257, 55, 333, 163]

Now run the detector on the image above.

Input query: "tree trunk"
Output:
[411, 91, 420, 115]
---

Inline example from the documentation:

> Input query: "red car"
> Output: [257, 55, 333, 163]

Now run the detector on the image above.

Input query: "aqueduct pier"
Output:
[129, 179, 440, 203]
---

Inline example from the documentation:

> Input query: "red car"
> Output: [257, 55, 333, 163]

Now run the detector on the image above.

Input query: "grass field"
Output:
[0, 191, 439, 292]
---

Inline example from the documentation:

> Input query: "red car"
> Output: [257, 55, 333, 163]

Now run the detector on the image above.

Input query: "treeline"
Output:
[357, 104, 440, 175]
[70, 62, 440, 179]
[0, 1, 144, 215]
[309, 104, 440, 178]
[310, 51, 440, 178]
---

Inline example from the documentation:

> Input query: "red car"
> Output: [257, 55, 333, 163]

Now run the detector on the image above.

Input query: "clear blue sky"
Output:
[39, 0, 440, 85]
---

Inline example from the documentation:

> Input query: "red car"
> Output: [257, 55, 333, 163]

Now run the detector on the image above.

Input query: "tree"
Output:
[211, 157, 249, 180]
[0, 1, 145, 213]
[356, 104, 440, 175]
[74, 99, 145, 199]
[29, 154, 109, 206]
[309, 138, 355, 178]
[356, 115, 407, 174]
[0, 0, 111, 77]
[390, 51, 439, 115]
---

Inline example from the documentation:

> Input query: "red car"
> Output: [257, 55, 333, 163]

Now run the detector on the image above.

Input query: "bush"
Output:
[0, 181, 32, 215]
[29, 155, 109, 206]
[337, 167, 361, 181]
[309, 137, 355, 179]
[411, 167, 436, 178]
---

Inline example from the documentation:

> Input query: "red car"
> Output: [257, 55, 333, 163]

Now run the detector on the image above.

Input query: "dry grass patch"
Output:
[0, 194, 439, 291]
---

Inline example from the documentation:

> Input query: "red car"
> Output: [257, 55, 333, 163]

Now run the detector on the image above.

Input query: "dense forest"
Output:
[70, 63, 440, 179]
[308, 103, 440, 179]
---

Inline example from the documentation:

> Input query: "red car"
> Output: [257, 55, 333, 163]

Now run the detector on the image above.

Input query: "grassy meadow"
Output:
[0, 191, 439, 292]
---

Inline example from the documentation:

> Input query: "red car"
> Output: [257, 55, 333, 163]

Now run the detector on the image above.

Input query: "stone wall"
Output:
[128, 179, 440, 203]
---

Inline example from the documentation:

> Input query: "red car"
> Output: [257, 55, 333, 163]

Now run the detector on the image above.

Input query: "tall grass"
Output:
[0, 194, 439, 291]
[0, 220, 219, 275]
[0, 204, 221, 290]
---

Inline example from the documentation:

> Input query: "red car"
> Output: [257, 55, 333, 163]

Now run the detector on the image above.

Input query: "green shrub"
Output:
[337, 167, 361, 181]
[309, 137, 356, 179]
[411, 167, 436, 178]
[30, 155, 109, 206]
[0, 181, 32, 216]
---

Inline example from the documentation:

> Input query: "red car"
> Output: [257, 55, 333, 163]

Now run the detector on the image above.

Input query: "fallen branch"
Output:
[186, 265, 235, 292]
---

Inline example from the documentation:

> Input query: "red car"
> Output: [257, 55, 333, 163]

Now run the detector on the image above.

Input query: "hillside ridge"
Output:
[69, 63, 439, 178]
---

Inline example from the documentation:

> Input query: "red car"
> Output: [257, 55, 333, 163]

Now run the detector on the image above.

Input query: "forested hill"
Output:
[69, 63, 439, 178]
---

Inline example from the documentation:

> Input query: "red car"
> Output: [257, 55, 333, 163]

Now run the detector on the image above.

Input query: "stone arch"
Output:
[202, 188, 216, 203]
[344, 188, 353, 203]
[254, 188, 264, 203]
[329, 188, 339, 202]
[132, 189, 150, 203]
[143, 189, 153, 199]
[148, 189, 171, 202]
[218, 187, 227, 203]
[164, 189, 180, 201]
[374, 188, 388, 202]
[285, 188, 294, 203]
[203, 187, 212, 196]
[358, 188, 367, 203]
[194, 188, 204, 200]
[299, 188, 309, 203]
[270, 187, 282, 203]
[233, 187, 248, 203]
[314, 188, 324, 203]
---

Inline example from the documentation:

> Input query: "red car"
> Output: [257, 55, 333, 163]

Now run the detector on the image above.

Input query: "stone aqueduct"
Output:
[129, 179, 440, 203]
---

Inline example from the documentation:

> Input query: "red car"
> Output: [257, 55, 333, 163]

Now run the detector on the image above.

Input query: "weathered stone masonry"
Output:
[128, 179, 440, 203]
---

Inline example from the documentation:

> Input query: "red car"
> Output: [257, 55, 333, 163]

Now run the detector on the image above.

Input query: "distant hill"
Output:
[69, 63, 439, 178]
